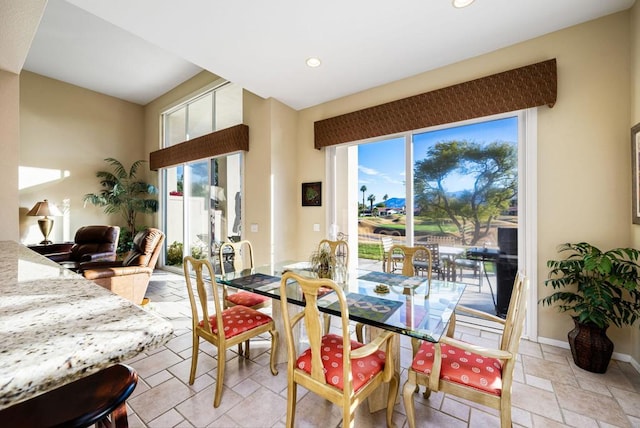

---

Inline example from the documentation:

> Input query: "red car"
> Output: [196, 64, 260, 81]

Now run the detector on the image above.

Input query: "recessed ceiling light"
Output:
[306, 57, 321, 68]
[452, 0, 475, 8]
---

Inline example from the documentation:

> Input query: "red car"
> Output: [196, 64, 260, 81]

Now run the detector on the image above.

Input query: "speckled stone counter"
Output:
[0, 241, 173, 410]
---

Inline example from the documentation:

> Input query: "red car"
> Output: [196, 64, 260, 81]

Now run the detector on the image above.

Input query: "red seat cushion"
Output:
[199, 305, 272, 339]
[226, 291, 270, 307]
[411, 341, 504, 395]
[296, 334, 386, 392]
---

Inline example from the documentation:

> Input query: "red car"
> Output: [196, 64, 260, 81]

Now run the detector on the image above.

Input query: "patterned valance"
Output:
[150, 124, 249, 170]
[314, 59, 557, 149]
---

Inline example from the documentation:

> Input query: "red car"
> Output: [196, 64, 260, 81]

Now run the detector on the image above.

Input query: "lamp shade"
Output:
[27, 199, 63, 217]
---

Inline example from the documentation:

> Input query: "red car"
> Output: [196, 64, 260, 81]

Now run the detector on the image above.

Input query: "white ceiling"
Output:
[17, 0, 637, 110]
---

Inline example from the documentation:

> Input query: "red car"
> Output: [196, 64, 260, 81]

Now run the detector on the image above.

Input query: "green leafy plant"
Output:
[84, 158, 158, 250]
[540, 242, 640, 329]
[310, 246, 336, 279]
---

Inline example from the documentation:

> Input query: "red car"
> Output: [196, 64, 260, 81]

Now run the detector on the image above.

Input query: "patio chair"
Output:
[402, 272, 528, 428]
[279, 271, 398, 428]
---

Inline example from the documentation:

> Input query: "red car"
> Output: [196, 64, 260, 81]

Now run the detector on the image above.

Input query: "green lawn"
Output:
[358, 242, 383, 260]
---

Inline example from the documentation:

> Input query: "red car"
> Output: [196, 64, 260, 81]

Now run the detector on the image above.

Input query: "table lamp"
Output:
[27, 199, 63, 244]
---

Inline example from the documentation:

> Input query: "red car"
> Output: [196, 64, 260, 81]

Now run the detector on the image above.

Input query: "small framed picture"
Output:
[632, 123, 640, 224]
[302, 182, 322, 206]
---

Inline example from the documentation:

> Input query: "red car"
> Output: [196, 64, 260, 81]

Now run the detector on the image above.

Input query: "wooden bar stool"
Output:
[0, 364, 138, 428]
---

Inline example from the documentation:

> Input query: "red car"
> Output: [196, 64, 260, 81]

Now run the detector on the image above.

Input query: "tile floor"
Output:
[124, 270, 640, 428]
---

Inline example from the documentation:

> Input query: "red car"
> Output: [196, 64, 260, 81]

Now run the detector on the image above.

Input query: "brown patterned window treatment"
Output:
[149, 124, 249, 170]
[314, 59, 557, 149]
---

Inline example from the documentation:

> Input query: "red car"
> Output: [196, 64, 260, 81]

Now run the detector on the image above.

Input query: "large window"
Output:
[332, 112, 526, 319]
[160, 82, 243, 270]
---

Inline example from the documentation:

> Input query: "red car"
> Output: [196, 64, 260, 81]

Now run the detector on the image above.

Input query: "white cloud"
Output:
[358, 165, 378, 175]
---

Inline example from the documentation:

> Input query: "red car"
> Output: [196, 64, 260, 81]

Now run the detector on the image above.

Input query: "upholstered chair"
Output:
[81, 228, 164, 304]
[46, 225, 120, 271]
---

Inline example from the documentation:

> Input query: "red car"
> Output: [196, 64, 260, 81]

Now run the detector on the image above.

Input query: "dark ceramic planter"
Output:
[568, 317, 613, 373]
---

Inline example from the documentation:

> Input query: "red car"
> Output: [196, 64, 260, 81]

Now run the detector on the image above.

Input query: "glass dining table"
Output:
[217, 261, 466, 345]
[218, 260, 466, 412]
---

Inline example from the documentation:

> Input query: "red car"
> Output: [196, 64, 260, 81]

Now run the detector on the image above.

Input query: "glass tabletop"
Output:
[217, 261, 466, 343]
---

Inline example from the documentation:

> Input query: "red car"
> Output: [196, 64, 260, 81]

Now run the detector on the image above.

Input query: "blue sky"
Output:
[358, 117, 518, 204]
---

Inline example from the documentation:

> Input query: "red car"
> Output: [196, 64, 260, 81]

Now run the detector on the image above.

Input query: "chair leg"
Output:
[402, 374, 418, 428]
[213, 350, 226, 408]
[343, 405, 355, 428]
[285, 382, 297, 428]
[269, 330, 279, 375]
[237, 343, 244, 356]
[323, 313, 331, 335]
[386, 372, 399, 428]
[189, 334, 199, 384]
[244, 339, 251, 359]
[355, 322, 365, 343]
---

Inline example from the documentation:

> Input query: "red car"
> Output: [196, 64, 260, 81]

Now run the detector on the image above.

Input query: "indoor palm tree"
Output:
[84, 158, 158, 252]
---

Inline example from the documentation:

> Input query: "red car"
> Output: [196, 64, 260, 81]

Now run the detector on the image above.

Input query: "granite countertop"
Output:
[0, 241, 174, 410]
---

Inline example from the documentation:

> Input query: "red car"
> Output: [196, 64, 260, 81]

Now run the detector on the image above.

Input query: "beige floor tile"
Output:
[131, 348, 184, 379]
[610, 385, 640, 419]
[148, 409, 186, 428]
[530, 413, 569, 427]
[553, 382, 630, 427]
[128, 377, 195, 423]
[521, 354, 579, 387]
[287, 391, 343, 427]
[408, 400, 468, 427]
[225, 387, 287, 427]
[468, 408, 500, 428]
[561, 408, 599, 428]
[511, 382, 563, 423]
[175, 383, 243, 427]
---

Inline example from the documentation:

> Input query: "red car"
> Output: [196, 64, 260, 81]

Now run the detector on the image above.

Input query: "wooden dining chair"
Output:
[317, 238, 349, 334]
[183, 256, 278, 408]
[279, 271, 399, 428]
[387, 244, 432, 281]
[219, 240, 270, 311]
[357, 244, 433, 348]
[402, 272, 528, 428]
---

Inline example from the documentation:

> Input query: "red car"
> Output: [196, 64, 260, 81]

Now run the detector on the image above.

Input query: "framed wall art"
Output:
[302, 182, 322, 206]
[632, 122, 640, 224]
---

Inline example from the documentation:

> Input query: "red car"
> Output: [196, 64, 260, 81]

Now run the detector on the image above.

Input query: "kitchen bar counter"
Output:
[0, 241, 173, 410]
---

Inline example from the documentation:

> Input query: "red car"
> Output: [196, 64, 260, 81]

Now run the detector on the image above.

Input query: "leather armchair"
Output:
[47, 225, 120, 271]
[81, 228, 165, 304]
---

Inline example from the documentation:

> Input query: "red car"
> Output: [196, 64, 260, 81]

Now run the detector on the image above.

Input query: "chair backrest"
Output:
[317, 239, 349, 266]
[422, 243, 440, 266]
[122, 228, 165, 268]
[183, 256, 224, 340]
[279, 271, 356, 395]
[70, 225, 120, 260]
[500, 271, 528, 354]
[380, 236, 394, 254]
[387, 244, 432, 279]
[219, 240, 255, 275]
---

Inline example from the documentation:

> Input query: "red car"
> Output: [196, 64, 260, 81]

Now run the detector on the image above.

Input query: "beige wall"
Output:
[630, 1, 640, 363]
[294, 12, 635, 353]
[0, 70, 20, 241]
[19, 72, 145, 243]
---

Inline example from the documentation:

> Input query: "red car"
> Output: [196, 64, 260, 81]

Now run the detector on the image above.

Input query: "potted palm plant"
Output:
[84, 158, 158, 253]
[540, 242, 640, 373]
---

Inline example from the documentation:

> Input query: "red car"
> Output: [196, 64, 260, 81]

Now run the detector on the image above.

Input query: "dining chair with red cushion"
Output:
[402, 272, 527, 428]
[183, 256, 278, 408]
[279, 271, 398, 428]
